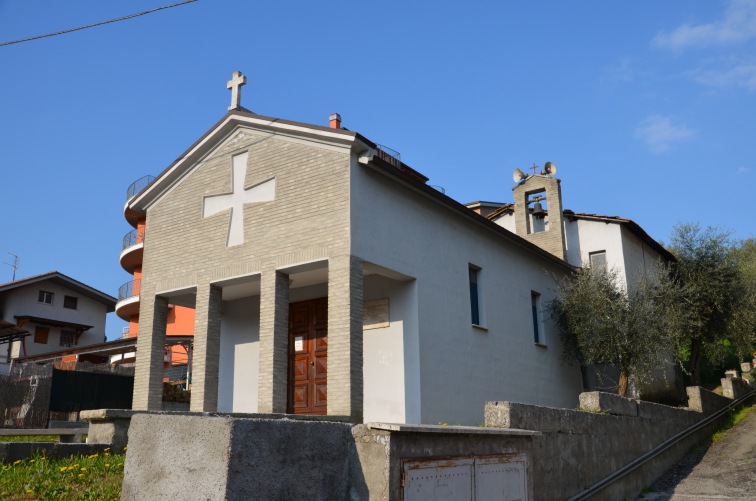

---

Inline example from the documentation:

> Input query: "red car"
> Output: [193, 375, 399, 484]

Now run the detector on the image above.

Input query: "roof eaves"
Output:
[363, 157, 576, 272]
[129, 110, 360, 212]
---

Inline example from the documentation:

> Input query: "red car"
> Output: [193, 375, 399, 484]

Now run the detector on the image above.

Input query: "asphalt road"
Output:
[638, 403, 756, 501]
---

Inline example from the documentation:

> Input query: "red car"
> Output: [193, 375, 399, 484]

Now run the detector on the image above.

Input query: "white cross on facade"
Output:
[203, 152, 275, 247]
[227, 71, 247, 111]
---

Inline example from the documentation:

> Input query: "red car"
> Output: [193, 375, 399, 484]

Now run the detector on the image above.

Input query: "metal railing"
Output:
[376, 144, 401, 168]
[122, 229, 144, 251]
[117, 279, 141, 301]
[126, 175, 155, 201]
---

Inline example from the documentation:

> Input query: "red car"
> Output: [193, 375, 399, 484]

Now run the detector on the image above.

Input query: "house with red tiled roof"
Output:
[0, 271, 116, 373]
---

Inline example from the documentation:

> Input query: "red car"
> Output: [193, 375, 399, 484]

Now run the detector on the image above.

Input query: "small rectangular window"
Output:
[531, 291, 544, 345]
[34, 326, 49, 344]
[38, 291, 54, 305]
[469, 265, 481, 326]
[59, 330, 75, 347]
[589, 251, 608, 273]
[63, 295, 78, 310]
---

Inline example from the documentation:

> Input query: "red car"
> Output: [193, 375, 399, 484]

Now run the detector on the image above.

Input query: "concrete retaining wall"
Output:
[121, 414, 538, 500]
[484, 388, 751, 500]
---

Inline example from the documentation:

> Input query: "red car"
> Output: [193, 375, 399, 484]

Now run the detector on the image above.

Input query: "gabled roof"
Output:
[485, 203, 515, 219]
[0, 271, 117, 311]
[484, 206, 675, 262]
[564, 211, 676, 262]
[128, 110, 368, 212]
[126, 109, 577, 273]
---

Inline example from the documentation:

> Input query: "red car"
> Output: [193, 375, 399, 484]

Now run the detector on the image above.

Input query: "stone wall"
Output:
[484, 389, 752, 500]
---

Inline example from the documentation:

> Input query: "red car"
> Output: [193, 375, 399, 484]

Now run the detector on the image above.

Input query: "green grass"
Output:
[711, 405, 754, 443]
[0, 437, 58, 443]
[0, 448, 125, 500]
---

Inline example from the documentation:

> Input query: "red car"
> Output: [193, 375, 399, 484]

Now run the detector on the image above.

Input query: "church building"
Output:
[128, 72, 585, 425]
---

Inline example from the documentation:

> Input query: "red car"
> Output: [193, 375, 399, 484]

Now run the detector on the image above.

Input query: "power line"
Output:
[0, 0, 198, 48]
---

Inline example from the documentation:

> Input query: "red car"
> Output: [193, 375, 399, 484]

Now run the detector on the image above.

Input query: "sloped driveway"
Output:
[638, 402, 756, 500]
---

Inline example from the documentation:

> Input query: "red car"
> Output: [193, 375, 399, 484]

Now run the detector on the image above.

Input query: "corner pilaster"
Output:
[327, 255, 363, 421]
[190, 283, 222, 412]
[132, 291, 167, 411]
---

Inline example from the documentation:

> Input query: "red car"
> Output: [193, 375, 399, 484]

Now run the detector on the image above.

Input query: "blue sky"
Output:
[1, 0, 754, 339]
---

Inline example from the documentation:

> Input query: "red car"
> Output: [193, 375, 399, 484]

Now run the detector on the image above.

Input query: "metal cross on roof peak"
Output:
[227, 71, 247, 111]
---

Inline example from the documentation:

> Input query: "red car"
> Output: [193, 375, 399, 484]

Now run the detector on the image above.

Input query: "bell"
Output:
[532, 202, 546, 219]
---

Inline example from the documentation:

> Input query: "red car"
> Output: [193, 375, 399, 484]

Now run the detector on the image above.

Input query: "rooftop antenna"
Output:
[4, 253, 18, 281]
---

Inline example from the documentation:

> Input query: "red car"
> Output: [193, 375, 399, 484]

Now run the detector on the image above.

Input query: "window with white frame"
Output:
[38, 290, 54, 305]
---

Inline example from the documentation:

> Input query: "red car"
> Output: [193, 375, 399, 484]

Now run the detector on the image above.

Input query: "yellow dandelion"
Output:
[13, 460, 21, 465]
[123, 446, 128, 451]
[40, 457, 46, 461]
[26, 489, 34, 493]
[78, 473, 84, 478]
[80, 467, 87, 471]
[104, 447, 110, 452]
[60, 466, 67, 472]
[29, 459, 35, 463]
[104, 453, 110, 457]
[105, 463, 111, 468]
[73, 463, 79, 467]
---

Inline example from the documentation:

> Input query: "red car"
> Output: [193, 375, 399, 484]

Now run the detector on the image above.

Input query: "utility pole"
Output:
[4, 253, 18, 281]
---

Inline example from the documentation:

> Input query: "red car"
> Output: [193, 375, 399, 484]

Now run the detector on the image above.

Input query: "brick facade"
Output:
[132, 125, 363, 417]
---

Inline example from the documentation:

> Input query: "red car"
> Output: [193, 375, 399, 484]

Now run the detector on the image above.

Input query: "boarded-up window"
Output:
[63, 295, 78, 309]
[589, 251, 607, 273]
[34, 326, 49, 344]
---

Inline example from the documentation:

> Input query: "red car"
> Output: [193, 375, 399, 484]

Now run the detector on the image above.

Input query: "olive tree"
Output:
[547, 266, 678, 397]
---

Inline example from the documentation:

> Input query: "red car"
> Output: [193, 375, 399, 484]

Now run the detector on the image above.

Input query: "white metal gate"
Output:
[402, 454, 528, 501]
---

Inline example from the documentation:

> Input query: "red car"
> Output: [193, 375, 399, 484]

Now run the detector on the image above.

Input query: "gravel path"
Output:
[638, 403, 756, 501]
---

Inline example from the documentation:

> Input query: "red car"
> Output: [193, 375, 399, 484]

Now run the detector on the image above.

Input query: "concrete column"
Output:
[327, 255, 363, 421]
[132, 292, 168, 410]
[258, 268, 289, 414]
[190, 283, 222, 412]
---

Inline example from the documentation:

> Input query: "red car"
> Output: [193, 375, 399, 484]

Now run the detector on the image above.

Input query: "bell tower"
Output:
[512, 163, 566, 261]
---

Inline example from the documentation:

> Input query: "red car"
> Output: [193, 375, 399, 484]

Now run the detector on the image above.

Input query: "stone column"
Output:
[190, 283, 222, 412]
[258, 269, 289, 414]
[327, 255, 363, 421]
[132, 292, 168, 411]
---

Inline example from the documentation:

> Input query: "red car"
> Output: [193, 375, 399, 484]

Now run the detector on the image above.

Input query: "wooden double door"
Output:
[287, 298, 327, 415]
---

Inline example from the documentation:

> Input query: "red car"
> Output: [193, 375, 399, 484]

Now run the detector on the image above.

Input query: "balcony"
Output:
[120, 229, 144, 273]
[116, 279, 141, 321]
[124, 175, 155, 227]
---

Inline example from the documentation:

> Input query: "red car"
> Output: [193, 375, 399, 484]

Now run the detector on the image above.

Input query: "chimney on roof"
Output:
[329, 113, 341, 129]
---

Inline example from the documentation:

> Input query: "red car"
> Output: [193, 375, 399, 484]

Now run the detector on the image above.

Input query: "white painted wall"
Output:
[1, 280, 109, 359]
[350, 160, 584, 425]
[217, 296, 260, 413]
[362, 275, 418, 423]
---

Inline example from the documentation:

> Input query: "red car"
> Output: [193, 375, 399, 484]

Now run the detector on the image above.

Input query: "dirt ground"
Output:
[637, 402, 756, 501]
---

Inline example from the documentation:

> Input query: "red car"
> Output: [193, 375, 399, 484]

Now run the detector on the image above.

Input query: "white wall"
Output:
[362, 274, 419, 424]
[350, 161, 584, 425]
[2, 280, 109, 358]
[217, 296, 260, 413]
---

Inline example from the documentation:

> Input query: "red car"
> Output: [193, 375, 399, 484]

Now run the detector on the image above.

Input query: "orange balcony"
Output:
[124, 175, 154, 227]
[116, 278, 141, 321]
[120, 229, 144, 273]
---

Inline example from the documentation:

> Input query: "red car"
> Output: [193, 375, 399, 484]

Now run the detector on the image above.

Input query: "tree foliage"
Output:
[666, 224, 751, 384]
[547, 266, 677, 396]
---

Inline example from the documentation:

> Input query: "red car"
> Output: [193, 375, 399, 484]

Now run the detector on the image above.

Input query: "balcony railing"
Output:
[122, 229, 145, 250]
[126, 175, 155, 201]
[118, 279, 141, 301]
